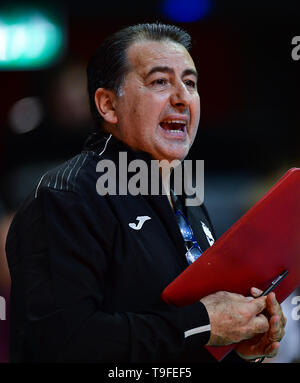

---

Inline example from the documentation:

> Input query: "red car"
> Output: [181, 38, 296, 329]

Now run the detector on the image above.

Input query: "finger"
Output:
[267, 315, 284, 342]
[267, 293, 282, 317]
[251, 313, 269, 334]
[267, 293, 286, 328]
[251, 287, 263, 298]
[246, 333, 280, 359]
[268, 315, 283, 343]
[249, 296, 267, 315]
[264, 341, 280, 358]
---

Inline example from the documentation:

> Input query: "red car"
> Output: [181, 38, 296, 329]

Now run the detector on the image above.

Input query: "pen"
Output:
[261, 270, 289, 296]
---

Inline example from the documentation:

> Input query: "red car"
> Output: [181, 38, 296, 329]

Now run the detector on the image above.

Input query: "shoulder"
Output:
[34, 151, 98, 198]
[34, 134, 116, 197]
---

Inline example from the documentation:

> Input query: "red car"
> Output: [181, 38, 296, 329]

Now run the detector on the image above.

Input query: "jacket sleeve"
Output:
[8, 187, 211, 362]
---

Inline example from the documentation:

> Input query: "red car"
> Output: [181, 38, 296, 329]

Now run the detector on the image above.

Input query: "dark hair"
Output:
[87, 23, 192, 129]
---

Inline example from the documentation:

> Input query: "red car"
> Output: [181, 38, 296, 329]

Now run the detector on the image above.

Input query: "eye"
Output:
[184, 79, 196, 89]
[151, 78, 168, 86]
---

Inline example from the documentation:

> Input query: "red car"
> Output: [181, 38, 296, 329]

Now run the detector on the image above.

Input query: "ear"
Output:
[94, 88, 118, 125]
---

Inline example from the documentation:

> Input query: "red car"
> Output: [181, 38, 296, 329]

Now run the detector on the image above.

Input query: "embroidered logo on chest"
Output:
[129, 216, 152, 230]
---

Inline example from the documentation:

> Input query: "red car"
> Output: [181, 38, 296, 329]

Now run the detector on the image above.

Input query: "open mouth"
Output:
[159, 120, 187, 134]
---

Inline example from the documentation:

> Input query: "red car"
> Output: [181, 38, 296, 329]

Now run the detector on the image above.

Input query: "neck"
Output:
[161, 167, 174, 211]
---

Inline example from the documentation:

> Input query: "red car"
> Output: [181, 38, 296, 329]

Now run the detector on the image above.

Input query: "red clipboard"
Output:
[162, 168, 300, 361]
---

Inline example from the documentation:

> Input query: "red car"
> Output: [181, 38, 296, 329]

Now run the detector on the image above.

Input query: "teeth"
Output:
[163, 120, 186, 125]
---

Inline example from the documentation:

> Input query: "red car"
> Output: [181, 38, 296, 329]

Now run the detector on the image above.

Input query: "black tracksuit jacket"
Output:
[6, 133, 243, 363]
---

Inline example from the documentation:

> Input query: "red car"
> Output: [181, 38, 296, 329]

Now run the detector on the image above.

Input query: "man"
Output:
[6, 23, 286, 362]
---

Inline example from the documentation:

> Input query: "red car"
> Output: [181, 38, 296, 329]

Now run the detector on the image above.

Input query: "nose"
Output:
[170, 81, 190, 111]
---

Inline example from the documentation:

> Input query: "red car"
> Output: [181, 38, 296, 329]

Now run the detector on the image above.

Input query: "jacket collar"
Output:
[84, 132, 154, 162]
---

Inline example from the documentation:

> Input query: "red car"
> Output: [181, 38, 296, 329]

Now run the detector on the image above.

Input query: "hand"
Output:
[200, 291, 269, 346]
[235, 288, 287, 360]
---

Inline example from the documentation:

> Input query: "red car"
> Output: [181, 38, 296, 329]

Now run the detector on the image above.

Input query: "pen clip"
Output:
[272, 275, 283, 285]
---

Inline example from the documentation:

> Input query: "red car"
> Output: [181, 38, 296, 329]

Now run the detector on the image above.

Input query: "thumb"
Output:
[251, 287, 264, 298]
[250, 296, 267, 315]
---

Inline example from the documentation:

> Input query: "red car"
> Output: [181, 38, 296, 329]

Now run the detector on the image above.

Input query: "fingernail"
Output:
[252, 288, 261, 295]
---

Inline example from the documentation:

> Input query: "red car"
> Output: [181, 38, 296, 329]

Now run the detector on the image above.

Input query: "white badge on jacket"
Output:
[129, 216, 152, 231]
[201, 221, 215, 246]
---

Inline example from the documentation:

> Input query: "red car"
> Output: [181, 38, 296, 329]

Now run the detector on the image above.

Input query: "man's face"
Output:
[112, 39, 200, 161]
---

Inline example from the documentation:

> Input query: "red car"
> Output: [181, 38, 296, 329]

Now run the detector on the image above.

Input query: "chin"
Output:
[167, 145, 190, 161]
[157, 149, 188, 162]
[149, 140, 190, 162]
